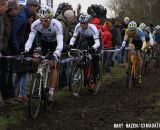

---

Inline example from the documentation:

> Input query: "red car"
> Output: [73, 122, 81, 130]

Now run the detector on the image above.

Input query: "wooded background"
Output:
[106, 0, 160, 25]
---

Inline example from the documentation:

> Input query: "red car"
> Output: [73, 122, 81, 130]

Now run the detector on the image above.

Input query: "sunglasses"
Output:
[40, 19, 50, 23]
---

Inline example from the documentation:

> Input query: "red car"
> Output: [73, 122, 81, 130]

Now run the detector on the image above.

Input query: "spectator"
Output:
[57, 9, 75, 47]
[91, 17, 102, 30]
[101, 22, 112, 73]
[121, 17, 130, 39]
[8, 0, 40, 102]
[57, 9, 75, 89]
[0, 0, 8, 106]
[0, 0, 21, 104]
[110, 18, 123, 64]
[120, 17, 130, 64]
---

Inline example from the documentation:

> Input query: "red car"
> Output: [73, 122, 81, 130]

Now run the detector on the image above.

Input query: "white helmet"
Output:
[128, 21, 137, 30]
[38, 6, 54, 18]
[79, 13, 89, 23]
[139, 23, 146, 30]
[155, 25, 160, 30]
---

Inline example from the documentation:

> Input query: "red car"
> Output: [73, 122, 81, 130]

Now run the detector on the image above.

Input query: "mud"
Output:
[5, 67, 160, 130]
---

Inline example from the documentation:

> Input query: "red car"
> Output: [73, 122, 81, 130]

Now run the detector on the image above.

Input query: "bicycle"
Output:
[143, 46, 153, 74]
[126, 45, 142, 90]
[68, 49, 102, 96]
[28, 53, 56, 119]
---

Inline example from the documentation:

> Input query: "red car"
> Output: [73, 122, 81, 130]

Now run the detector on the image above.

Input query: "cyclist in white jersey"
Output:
[25, 6, 63, 101]
[69, 13, 101, 89]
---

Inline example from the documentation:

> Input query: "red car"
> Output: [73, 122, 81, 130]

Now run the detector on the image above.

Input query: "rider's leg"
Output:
[137, 51, 143, 83]
[48, 61, 57, 97]
[92, 54, 99, 82]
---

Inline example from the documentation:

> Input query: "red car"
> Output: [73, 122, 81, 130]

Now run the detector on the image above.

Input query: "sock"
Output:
[49, 88, 55, 95]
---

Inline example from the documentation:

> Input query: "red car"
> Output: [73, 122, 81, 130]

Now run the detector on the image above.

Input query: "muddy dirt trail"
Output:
[6, 67, 160, 130]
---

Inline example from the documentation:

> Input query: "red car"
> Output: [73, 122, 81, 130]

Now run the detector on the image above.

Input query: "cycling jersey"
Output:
[124, 28, 146, 50]
[69, 23, 100, 49]
[25, 19, 63, 56]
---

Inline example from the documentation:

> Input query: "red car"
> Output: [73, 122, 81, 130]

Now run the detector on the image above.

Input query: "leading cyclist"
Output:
[121, 21, 147, 84]
[25, 6, 63, 101]
[69, 13, 101, 89]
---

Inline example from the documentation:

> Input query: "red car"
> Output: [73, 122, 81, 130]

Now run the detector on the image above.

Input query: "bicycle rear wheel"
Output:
[69, 63, 83, 96]
[28, 73, 43, 119]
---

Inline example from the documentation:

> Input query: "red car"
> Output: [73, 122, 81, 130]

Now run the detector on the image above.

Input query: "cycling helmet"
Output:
[38, 6, 54, 18]
[26, 0, 40, 7]
[145, 26, 150, 32]
[128, 21, 137, 30]
[155, 25, 160, 30]
[139, 23, 146, 30]
[79, 13, 89, 23]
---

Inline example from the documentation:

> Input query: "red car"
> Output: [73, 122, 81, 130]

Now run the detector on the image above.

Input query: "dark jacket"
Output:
[0, 15, 4, 53]
[56, 14, 69, 45]
[8, 5, 33, 55]
[1, 14, 11, 54]
[110, 25, 117, 47]
[121, 22, 128, 40]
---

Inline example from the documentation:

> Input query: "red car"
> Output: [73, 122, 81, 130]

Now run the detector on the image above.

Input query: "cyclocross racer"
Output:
[69, 13, 101, 89]
[25, 6, 63, 101]
[121, 21, 147, 84]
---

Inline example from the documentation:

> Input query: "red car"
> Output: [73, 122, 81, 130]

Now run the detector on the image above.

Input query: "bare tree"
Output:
[106, 0, 160, 25]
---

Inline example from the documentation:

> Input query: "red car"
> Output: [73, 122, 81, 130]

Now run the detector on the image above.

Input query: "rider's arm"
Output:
[25, 20, 38, 52]
[121, 29, 129, 47]
[69, 24, 80, 46]
[92, 25, 100, 49]
[54, 20, 63, 57]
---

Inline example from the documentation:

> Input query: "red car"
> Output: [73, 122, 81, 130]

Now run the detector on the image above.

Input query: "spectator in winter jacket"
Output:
[57, 9, 75, 46]
[0, 0, 21, 104]
[91, 17, 102, 30]
[8, 0, 40, 102]
[0, 0, 8, 106]
[102, 22, 112, 48]
[102, 22, 112, 73]
[121, 17, 130, 40]
[8, 0, 39, 55]
[56, 9, 75, 89]
[0, 0, 8, 55]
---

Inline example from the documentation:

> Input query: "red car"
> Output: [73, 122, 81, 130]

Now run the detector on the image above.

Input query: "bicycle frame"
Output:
[69, 48, 102, 95]
[28, 56, 53, 119]
[71, 49, 93, 86]
[129, 51, 138, 79]
[127, 47, 143, 90]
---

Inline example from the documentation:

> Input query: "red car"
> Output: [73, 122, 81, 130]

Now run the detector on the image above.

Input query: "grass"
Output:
[102, 62, 127, 85]
[0, 108, 24, 130]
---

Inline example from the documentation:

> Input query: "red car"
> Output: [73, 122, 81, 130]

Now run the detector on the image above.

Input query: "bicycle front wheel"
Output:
[69, 63, 83, 96]
[126, 62, 135, 90]
[28, 73, 43, 119]
[93, 61, 102, 94]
